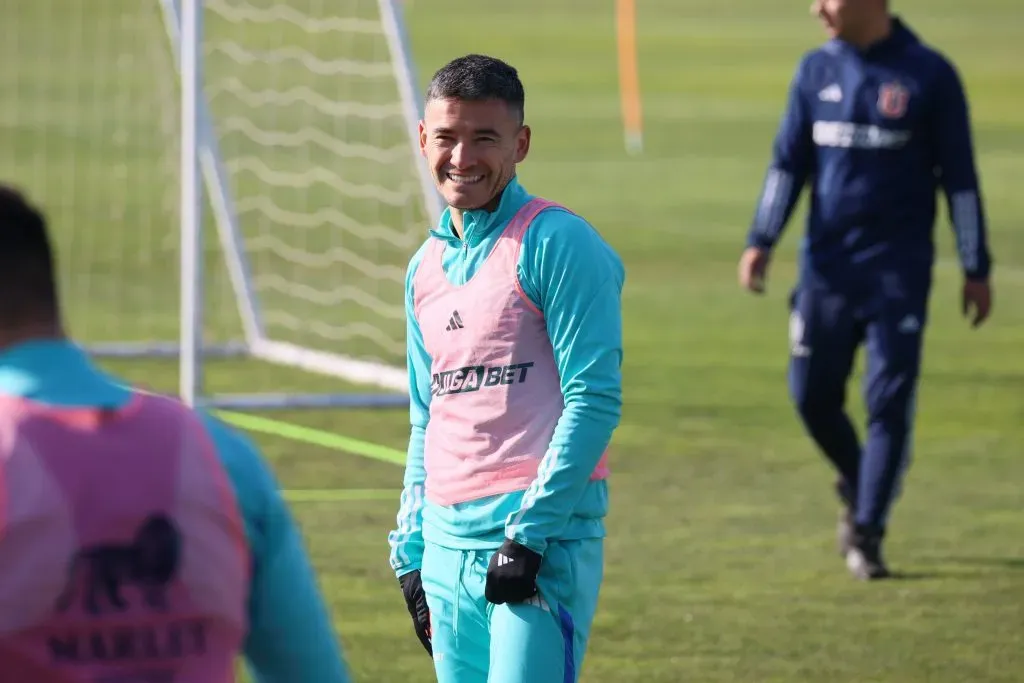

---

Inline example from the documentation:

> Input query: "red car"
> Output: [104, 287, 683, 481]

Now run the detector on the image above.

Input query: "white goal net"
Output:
[0, 0, 440, 409]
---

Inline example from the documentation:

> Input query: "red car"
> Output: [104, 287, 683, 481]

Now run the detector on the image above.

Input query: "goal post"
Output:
[160, 0, 442, 409]
[2, 0, 444, 410]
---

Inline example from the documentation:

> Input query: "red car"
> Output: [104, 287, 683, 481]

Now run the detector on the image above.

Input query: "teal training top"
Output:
[388, 177, 625, 576]
[0, 339, 351, 683]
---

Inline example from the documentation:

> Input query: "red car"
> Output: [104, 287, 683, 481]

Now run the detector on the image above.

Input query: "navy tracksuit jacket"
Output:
[745, 17, 992, 531]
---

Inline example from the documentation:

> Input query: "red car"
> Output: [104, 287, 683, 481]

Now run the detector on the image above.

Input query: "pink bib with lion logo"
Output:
[0, 392, 250, 683]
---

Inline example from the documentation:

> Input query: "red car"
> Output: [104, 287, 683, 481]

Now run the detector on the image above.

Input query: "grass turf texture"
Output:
[2, 0, 1023, 680]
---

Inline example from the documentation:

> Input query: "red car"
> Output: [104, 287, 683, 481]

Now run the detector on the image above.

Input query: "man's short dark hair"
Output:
[0, 184, 59, 324]
[425, 54, 525, 125]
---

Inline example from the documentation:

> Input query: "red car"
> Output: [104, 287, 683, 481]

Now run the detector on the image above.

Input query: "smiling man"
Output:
[738, 0, 993, 580]
[387, 54, 625, 683]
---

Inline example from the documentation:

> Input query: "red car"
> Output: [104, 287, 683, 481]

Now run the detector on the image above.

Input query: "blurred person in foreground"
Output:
[387, 54, 625, 682]
[0, 184, 351, 682]
[738, 0, 993, 580]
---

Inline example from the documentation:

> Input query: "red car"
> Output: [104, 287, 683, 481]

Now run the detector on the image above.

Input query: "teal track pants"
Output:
[420, 538, 604, 683]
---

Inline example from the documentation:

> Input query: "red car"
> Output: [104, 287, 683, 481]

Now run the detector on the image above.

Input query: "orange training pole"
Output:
[616, 0, 643, 155]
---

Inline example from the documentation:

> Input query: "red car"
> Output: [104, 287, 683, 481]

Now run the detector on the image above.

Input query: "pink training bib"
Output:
[0, 391, 250, 683]
[414, 198, 610, 507]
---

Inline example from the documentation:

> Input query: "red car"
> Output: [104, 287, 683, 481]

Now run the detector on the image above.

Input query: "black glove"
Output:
[399, 570, 432, 656]
[484, 539, 543, 605]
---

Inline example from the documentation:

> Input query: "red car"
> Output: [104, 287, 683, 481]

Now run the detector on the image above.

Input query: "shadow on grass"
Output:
[941, 556, 1024, 570]
[888, 571, 944, 581]
[882, 557, 1024, 581]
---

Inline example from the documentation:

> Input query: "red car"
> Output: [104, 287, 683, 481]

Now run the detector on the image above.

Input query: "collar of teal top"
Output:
[0, 338, 128, 404]
[429, 175, 531, 246]
[0, 338, 85, 367]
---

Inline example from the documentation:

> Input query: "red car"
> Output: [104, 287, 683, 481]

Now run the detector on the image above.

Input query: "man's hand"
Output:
[738, 247, 771, 294]
[399, 570, 432, 657]
[963, 278, 992, 328]
[484, 539, 542, 605]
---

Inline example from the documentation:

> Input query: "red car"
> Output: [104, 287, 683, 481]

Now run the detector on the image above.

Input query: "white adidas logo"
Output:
[495, 552, 515, 566]
[898, 314, 920, 334]
[819, 84, 843, 102]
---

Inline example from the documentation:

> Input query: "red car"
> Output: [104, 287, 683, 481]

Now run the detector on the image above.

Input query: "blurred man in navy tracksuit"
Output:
[738, 0, 993, 580]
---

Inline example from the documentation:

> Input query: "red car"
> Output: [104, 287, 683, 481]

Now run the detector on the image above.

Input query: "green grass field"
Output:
[2, 0, 1024, 681]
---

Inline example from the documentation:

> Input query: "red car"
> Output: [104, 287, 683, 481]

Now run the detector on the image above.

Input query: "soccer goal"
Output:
[1, 0, 442, 409]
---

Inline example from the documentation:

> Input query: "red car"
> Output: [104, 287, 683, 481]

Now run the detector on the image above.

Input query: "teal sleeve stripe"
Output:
[388, 426, 426, 576]
[388, 243, 431, 576]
